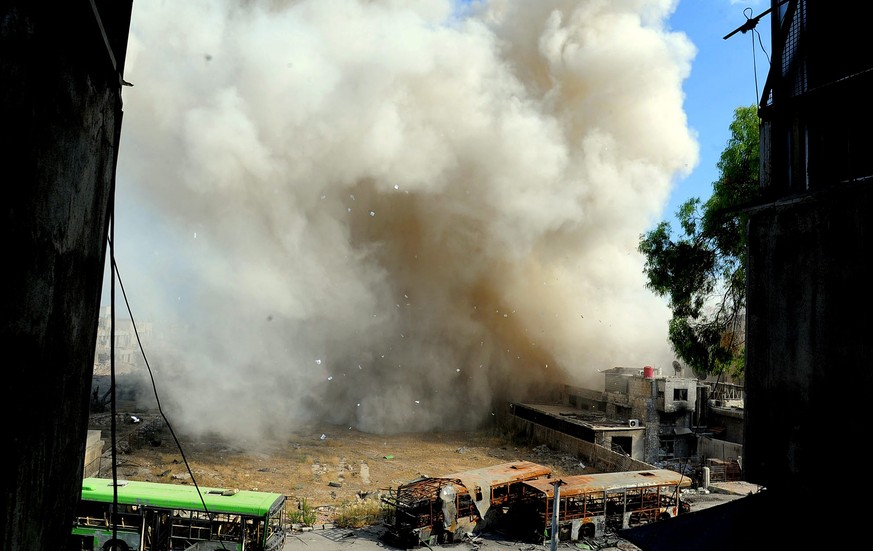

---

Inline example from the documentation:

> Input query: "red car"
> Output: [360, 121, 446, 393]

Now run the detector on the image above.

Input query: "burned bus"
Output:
[381, 460, 552, 547]
[507, 469, 692, 543]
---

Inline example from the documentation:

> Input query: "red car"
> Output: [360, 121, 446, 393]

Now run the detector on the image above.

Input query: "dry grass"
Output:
[333, 499, 390, 528]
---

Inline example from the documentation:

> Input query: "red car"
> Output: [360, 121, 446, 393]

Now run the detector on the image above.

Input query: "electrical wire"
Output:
[104, 236, 225, 544]
[109, 205, 118, 547]
[725, 3, 779, 108]
[744, 7, 772, 106]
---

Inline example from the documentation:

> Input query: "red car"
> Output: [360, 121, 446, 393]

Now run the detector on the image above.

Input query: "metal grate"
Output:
[780, 0, 807, 99]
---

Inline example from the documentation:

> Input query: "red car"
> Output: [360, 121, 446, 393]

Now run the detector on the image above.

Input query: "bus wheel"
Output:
[581, 523, 596, 538]
[102, 540, 129, 551]
[657, 512, 672, 521]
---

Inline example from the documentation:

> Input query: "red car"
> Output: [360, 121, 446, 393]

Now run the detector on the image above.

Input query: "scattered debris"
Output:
[530, 444, 589, 473]
[360, 461, 371, 484]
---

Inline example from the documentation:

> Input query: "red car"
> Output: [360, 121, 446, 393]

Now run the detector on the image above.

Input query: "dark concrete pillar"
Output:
[744, 185, 873, 491]
[1, 2, 132, 550]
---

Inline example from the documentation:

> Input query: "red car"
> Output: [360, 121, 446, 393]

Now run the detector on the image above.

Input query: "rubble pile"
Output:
[530, 444, 590, 475]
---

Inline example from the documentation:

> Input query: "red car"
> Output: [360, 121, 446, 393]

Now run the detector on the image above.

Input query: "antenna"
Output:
[723, 10, 768, 40]
[722, 0, 790, 40]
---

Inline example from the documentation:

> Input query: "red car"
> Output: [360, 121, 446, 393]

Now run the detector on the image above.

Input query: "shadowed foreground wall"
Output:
[744, 0, 873, 497]
[0, 2, 132, 550]
[744, 185, 873, 491]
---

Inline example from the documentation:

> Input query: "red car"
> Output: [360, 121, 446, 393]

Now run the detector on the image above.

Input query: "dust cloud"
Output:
[109, 0, 698, 438]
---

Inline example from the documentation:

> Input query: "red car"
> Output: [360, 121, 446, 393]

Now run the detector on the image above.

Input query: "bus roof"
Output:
[81, 478, 285, 516]
[395, 461, 551, 502]
[442, 460, 552, 485]
[520, 469, 692, 498]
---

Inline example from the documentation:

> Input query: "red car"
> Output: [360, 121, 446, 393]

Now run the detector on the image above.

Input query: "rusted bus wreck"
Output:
[380, 460, 552, 547]
[506, 469, 693, 543]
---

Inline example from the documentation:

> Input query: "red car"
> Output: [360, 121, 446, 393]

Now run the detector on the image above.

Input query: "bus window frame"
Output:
[72, 478, 287, 551]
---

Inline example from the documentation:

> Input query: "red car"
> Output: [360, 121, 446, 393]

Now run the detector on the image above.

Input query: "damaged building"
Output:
[621, 2, 873, 548]
[695, 381, 744, 475]
[502, 366, 744, 487]
[506, 367, 697, 464]
[91, 307, 157, 412]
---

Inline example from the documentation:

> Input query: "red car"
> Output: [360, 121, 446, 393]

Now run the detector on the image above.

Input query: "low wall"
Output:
[83, 430, 104, 478]
[502, 412, 652, 473]
[697, 436, 742, 463]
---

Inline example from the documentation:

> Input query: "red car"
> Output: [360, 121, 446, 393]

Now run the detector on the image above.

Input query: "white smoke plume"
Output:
[111, 0, 698, 438]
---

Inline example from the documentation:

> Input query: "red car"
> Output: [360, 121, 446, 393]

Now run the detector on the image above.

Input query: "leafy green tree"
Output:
[639, 105, 761, 378]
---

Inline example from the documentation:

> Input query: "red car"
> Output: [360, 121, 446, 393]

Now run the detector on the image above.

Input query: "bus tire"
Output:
[102, 540, 129, 551]
[581, 523, 596, 538]
[657, 512, 671, 521]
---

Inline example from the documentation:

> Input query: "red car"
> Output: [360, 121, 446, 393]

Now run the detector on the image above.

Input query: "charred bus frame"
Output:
[381, 460, 552, 547]
[508, 469, 691, 543]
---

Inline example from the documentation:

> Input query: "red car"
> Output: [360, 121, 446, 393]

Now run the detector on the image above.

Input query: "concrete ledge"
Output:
[708, 481, 762, 495]
[291, 523, 335, 532]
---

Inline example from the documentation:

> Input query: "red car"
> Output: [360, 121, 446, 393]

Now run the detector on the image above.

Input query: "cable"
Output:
[753, 22, 771, 66]
[723, 0, 790, 41]
[109, 203, 118, 548]
[745, 7, 772, 107]
[724, 3, 779, 108]
[104, 237, 227, 547]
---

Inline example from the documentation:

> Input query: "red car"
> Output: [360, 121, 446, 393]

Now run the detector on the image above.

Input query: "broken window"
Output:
[659, 435, 676, 460]
[612, 436, 632, 456]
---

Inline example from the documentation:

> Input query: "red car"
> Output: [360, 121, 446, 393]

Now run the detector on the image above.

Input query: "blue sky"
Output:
[662, 0, 771, 225]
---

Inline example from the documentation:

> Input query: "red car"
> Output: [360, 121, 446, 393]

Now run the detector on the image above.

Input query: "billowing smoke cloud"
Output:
[111, 0, 697, 438]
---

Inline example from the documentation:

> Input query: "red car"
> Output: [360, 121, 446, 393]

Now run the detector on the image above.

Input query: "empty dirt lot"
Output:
[89, 406, 746, 549]
[90, 409, 598, 525]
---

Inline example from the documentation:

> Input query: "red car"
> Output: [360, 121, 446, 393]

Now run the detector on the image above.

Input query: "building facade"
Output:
[745, 0, 873, 493]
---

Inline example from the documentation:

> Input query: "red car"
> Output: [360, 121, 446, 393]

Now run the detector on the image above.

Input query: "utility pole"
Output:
[550, 479, 566, 551]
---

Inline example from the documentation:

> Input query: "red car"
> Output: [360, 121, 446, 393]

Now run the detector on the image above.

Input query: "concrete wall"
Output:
[83, 431, 105, 478]
[562, 384, 605, 410]
[502, 412, 652, 473]
[601, 429, 646, 460]
[697, 436, 742, 464]
[656, 378, 697, 414]
[1, 3, 132, 550]
[708, 407, 744, 445]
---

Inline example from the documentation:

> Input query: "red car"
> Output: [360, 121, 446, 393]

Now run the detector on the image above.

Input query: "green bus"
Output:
[70, 477, 286, 551]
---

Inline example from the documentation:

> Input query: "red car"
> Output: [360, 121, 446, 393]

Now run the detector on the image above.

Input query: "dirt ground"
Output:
[89, 408, 598, 525]
[88, 402, 746, 538]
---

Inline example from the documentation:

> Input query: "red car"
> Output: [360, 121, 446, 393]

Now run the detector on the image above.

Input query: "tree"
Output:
[638, 105, 761, 378]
